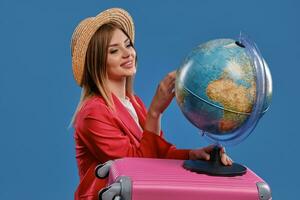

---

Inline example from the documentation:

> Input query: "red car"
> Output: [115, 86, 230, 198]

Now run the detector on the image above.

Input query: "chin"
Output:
[125, 72, 136, 77]
[126, 68, 137, 76]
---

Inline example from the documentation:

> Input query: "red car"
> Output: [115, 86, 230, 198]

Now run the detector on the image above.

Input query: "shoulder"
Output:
[75, 96, 113, 125]
[74, 96, 118, 141]
[82, 96, 107, 110]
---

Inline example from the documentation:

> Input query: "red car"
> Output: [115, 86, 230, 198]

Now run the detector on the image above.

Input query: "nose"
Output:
[122, 47, 131, 58]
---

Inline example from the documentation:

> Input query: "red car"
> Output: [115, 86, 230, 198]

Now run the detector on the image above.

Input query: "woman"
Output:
[71, 8, 232, 200]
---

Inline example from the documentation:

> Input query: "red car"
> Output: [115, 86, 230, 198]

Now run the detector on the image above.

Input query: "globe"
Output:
[175, 35, 272, 147]
[177, 35, 272, 175]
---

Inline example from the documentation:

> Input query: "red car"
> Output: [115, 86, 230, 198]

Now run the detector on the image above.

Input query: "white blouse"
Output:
[119, 97, 143, 131]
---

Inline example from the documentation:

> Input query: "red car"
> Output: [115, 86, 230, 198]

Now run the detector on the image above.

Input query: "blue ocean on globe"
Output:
[175, 38, 272, 145]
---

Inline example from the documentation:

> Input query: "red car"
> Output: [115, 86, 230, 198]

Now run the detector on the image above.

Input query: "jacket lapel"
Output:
[112, 94, 143, 142]
[128, 95, 147, 130]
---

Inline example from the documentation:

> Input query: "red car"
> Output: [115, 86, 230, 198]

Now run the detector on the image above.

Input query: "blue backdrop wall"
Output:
[0, 0, 299, 199]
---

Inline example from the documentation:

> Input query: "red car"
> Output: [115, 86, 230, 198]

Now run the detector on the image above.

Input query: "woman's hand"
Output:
[148, 71, 176, 118]
[189, 145, 233, 166]
[144, 71, 176, 135]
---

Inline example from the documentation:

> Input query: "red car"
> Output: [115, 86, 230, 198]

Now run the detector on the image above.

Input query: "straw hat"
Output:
[71, 8, 135, 86]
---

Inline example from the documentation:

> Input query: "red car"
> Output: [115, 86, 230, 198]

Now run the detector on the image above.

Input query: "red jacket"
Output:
[74, 94, 190, 200]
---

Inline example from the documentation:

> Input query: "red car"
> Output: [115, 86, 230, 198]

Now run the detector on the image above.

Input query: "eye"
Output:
[126, 43, 132, 48]
[109, 49, 118, 54]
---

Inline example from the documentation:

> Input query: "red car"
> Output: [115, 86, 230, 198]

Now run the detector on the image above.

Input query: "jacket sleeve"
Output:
[76, 106, 190, 163]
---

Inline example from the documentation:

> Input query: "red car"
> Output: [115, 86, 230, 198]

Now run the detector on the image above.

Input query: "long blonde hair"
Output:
[70, 22, 136, 126]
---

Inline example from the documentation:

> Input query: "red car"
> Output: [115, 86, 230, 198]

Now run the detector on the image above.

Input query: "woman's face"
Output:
[106, 28, 136, 81]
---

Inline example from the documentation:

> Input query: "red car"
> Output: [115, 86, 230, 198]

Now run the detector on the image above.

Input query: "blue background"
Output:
[0, 0, 298, 199]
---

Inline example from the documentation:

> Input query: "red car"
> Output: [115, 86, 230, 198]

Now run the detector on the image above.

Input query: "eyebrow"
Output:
[108, 38, 130, 47]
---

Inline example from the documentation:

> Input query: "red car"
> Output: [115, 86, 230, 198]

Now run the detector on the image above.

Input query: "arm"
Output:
[144, 71, 176, 135]
[76, 106, 190, 163]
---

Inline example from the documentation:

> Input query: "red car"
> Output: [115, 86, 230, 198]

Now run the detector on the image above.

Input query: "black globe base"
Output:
[183, 146, 247, 176]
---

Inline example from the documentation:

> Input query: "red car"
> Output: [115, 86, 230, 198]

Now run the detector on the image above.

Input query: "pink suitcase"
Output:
[96, 157, 271, 200]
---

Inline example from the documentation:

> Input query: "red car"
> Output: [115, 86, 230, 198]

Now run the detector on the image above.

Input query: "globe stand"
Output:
[183, 146, 247, 176]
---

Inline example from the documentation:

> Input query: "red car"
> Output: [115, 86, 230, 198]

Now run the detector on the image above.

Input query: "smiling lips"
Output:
[121, 60, 134, 68]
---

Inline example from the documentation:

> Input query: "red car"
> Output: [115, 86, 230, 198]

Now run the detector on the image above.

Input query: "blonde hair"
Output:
[70, 22, 136, 126]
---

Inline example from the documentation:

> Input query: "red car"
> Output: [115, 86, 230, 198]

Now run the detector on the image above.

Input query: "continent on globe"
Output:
[206, 78, 254, 114]
[206, 78, 254, 132]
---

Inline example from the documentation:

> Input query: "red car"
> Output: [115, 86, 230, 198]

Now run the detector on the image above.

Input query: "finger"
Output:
[167, 81, 175, 93]
[219, 148, 231, 166]
[168, 78, 176, 86]
[169, 70, 176, 76]
[221, 154, 228, 165]
[228, 159, 233, 165]
[220, 147, 226, 154]
[166, 71, 176, 82]
[197, 150, 210, 160]
[171, 91, 175, 98]
[194, 149, 210, 160]
[160, 74, 173, 88]
[226, 156, 232, 165]
[202, 152, 210, 161]
[223, 155, 233, 166]
[167, 78, 175, 88]
[203, 144, 216, 153]
[228, 157, 233, 165]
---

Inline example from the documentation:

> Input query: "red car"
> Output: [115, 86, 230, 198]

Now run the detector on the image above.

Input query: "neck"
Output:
[106, 78, 127, 99]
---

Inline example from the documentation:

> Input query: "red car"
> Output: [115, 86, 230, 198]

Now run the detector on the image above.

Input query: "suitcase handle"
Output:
[98, 176, 132, 200]
[257, 182, 272, 200]
[95, 160, 114, 179]
[98, 184, 121, 200]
